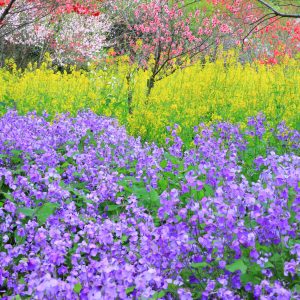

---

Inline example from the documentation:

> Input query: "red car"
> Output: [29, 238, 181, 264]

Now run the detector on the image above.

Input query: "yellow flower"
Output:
[136, 39, 143, 48]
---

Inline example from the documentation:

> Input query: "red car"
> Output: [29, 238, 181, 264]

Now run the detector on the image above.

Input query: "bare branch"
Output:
[256, 0, 300, 18]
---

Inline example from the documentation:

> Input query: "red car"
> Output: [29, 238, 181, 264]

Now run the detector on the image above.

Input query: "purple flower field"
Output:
[0, 111, 299, 299]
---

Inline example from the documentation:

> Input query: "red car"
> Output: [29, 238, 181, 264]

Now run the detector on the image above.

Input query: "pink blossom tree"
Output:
[105, 0, 247, 113]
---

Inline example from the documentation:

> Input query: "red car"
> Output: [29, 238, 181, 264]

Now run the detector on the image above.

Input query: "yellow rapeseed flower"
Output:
[0, 53, 299, 145]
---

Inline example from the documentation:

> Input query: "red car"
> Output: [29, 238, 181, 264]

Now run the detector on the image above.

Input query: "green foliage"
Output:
[118, 178, 160, 213]
[36, 203, 59, 225]
[151, 290, 166, 300]
[18, 203, 59, 225]
[126, 286, 135, 295]
[73, 283, 82, 294]
[225, 259, 248, 274]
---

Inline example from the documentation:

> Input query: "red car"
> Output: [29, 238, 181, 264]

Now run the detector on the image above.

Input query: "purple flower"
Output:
[178, 288, 193, 300]
[0, 111, 299, 299]
[284, 260, 297, 277]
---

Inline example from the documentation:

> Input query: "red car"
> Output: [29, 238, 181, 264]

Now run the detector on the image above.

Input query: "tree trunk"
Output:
[127, 89, 133, 114]
[126, 73, 133, 114]
[146, 76, 155, 97]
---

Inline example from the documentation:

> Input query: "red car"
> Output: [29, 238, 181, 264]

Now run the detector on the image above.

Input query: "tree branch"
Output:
[0, 0, 18, 23]
[256, 0, 300, 18]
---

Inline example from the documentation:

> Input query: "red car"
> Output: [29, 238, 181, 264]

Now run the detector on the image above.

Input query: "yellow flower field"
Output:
[0, 55, 299, 144]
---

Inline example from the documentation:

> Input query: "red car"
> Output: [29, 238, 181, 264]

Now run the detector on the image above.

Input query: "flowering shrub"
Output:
[0, 110, 299, 299]
[0, 0, 110, 65]
[253, 19, 300, 64]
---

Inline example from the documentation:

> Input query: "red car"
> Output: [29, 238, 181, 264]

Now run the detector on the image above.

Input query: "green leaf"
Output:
[96, 152, 104, 161]
[61, 162, 70, 168]
[270, 253, 282, 264]
[126, 286, 135, 295]
[107, 205, 119, 211]
[19, 277, 25, 284]
[133, 186, 160, 211]
[191, 262, 209, 269]
[204, 184, 214, 197]
[74, 283, 82, 294]
[151, 290, 166, 300]
[10, 149, 23, 165]
[149, 189, 160, 206]
[11, 149, 22, 156]
[160, 160, 168, 169]
[240, 273, 261, 285]
[14, 230, 26, 245]
[158, 178, 168, 190]
[2, 191, 13, 201]
[248, 263, 262, 275]
[36, 203, 59, 225]
[225, 259, 248, 274]
[164, 153, 180, 165]
[121, 235, 128, 243]
[264, 261, 274, 269]
[132, 186, 149, 197]
[78, 134, 88, 153]
[18, 207, 35, 217]
[87, 130, 97, 147]
[256, 243, 270, 253]
[167, 283, 179, 293]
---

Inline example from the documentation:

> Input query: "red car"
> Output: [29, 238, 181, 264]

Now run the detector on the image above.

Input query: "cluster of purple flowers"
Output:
[0, 111, 299, 299]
